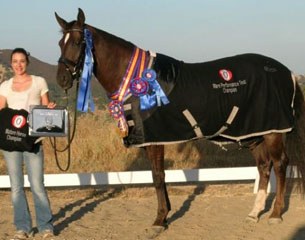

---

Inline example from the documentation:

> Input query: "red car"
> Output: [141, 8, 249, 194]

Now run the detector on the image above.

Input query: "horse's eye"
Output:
[73, 41, 81, 47]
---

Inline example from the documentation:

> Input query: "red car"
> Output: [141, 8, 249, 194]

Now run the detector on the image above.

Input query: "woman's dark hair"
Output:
[11, 48, 30, 64]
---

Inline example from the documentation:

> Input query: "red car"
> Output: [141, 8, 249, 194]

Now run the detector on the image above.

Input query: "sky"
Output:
[1, 0, 304, 74]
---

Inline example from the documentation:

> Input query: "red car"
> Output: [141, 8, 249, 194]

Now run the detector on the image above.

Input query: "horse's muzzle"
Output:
[56, 74, 73, 90]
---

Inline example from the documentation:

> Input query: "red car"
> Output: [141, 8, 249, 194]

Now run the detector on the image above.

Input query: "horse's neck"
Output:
[89, 26, 135, 95]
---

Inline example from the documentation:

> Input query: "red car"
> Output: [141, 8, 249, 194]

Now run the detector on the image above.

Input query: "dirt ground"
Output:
[1, 183, 305, 240]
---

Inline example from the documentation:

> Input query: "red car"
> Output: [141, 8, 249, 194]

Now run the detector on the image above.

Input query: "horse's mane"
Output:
[87, 24, 135, 50]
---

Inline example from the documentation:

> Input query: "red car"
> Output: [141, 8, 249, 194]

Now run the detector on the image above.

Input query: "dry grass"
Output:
[0, 107, 254, 175]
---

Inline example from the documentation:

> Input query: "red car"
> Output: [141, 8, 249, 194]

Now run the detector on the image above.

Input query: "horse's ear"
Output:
[55, 12, 68, 30]
[77, 8, 85, 26]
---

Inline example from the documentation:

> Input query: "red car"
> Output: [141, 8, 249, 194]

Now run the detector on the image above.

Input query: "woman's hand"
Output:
[41, 93, 56, 108]
[47, 102, 56, 109]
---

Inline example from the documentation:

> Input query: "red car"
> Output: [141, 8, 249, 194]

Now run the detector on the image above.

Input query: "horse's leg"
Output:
[247, 139, 272, 222]
[247, 133, 288, 224]
[265, 133, 288, 224]
[145, 145, 171, 228]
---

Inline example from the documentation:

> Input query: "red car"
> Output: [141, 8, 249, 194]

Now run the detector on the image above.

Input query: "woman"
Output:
[0, 48, 55, 239]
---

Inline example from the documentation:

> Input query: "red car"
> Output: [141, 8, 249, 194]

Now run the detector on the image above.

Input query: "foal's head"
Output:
[55, 8, 87, 90]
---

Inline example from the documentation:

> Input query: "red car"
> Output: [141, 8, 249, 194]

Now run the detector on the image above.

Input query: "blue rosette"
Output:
[142, 69, 157, 82]
[141, 69, 170, 110]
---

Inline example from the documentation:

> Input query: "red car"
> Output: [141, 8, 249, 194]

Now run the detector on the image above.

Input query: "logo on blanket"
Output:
[219, 69, 233, 81]
[213, 69, 247, 94]
[11, 115, 26, 129]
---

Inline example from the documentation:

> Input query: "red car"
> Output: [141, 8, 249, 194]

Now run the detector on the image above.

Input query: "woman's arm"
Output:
[41, 92, 56, 108]
[0, 95, 7, 110]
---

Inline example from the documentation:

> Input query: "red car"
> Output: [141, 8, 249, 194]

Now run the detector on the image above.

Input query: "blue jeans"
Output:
[3, 145, 53, 233]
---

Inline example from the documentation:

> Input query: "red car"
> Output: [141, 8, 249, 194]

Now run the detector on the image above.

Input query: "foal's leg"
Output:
[145, 145, 171, 227]
[247, 140, 272, 222]
[264, 133, 288, 224]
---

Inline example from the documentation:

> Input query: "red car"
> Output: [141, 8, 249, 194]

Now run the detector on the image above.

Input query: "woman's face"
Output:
[11, 52, 28, 76]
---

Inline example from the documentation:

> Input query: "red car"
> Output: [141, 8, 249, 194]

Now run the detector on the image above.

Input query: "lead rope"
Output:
[49, 81, 80, 171]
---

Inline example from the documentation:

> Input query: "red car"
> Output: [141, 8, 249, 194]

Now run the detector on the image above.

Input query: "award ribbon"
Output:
[77, 28, 95, 112]
[108, 48, 148, 137]
[130, 69, 170, 110]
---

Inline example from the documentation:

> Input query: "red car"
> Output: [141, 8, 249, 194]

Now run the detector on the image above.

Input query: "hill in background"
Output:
[296, 74, 305, 86]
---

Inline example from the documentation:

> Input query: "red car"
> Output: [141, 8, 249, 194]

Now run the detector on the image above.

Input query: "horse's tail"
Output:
[286, 74, 305, 193]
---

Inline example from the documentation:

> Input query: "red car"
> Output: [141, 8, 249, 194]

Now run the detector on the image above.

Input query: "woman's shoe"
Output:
[41, 229, 54, 239]
[11, 230, 28, 240]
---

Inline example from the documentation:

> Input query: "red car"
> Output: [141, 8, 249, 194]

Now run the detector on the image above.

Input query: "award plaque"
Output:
[28, 105, 68, 137]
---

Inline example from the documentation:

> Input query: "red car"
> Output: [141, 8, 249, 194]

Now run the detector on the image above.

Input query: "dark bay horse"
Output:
[55, 8, 305, 232]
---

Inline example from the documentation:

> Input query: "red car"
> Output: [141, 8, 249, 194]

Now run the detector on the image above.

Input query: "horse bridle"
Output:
[53, 28, 86, 171]
[58, 28, 86, 82]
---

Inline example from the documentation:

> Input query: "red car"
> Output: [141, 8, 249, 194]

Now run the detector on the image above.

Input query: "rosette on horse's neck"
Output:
[107, 48, 170, 137]
[77, 28, 95, 112]
[130, 69, 169, 110]
[107, 48, 149, 137]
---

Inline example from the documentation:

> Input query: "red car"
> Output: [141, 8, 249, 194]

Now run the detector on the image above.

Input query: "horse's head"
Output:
[55, 8, 87, 90]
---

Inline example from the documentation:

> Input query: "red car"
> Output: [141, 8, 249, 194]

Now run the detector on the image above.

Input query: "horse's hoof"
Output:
[268, 218, 282, 225]
[145, 225, 166, 239]
[245, 215, 259, 223]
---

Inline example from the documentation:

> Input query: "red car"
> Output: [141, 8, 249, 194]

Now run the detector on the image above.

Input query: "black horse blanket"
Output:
[123, 53, 296, 147]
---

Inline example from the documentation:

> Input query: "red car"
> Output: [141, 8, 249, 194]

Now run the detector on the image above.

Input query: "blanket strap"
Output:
[182, 109, 204, 138]
[148, 51, 156, 67]
[183, 106, 239, 139]
[206, 106, 239, 139]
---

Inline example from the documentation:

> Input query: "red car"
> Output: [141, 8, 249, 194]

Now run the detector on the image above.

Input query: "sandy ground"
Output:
[1, 183, 305, 240]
